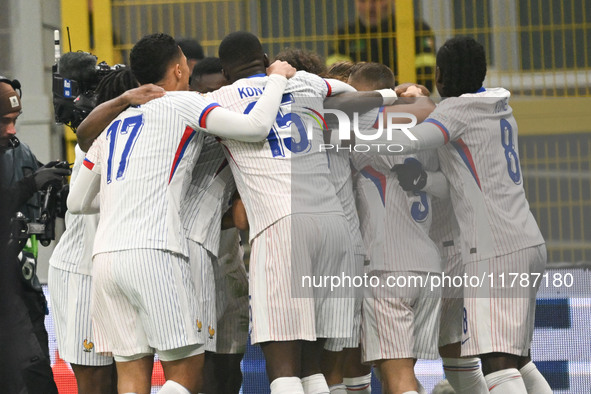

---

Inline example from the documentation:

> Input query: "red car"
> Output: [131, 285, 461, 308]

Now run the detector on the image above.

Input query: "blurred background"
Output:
[1, 0, 590, 392]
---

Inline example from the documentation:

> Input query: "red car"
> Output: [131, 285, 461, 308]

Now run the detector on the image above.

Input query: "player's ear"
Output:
[174, 63, 182, 81]
[263, 54, 270, 68]
[222, 68, 230, 81]
[435, 66, 442, 84]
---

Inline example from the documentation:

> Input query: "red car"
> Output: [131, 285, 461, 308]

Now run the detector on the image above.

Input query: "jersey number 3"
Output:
[106, 114, 145, 183]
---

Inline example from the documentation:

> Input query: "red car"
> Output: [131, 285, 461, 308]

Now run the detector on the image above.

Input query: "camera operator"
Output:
[0, 76, 70, 393]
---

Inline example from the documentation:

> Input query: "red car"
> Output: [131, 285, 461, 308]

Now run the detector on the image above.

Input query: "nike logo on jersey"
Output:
[461, 337, 470, 345]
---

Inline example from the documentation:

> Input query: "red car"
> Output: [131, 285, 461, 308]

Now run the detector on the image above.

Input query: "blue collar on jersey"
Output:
[247, 73, 266, 78]
[476, 87, 486, 93]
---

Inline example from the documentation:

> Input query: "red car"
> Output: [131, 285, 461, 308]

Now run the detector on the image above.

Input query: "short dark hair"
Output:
[177, 38, 204, 61]
[348, 62, 395, 90]
[274, 48, 327, 76]
[191, 57, 223, 80]
[436, 36, 487, 97]
[95, 68, 139, 105]
[130, 33, 181, 85]
[218, 31, 264, 70]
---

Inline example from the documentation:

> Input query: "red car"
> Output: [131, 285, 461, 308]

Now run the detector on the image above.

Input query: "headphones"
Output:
[0, 75, 22, 98]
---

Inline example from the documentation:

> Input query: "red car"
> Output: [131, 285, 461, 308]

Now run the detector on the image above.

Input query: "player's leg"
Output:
[159, 351, 206, 393]
[203, 352, 244, 394]
[339, 255, 372, 394]
[115, 355, 154, 394]
[361, 274, 419, 394]
[464, 246, 550, 393]
[48, 266, 118, 393]
[320, 347, 345, 389]
[70, 364, 117, 394]
[204, 229, 248, 393]
[301, 339, 330, 393]
[375, 358, 418, 394]
[342, 347, 372, 394]
[188, 241, 217, 391]
[518, 354, 552, 394]
[261, 340, 304, 393]
[99, 249, 204, 393]
[250, 216, 319, 392]
[438, 254, 487, 394]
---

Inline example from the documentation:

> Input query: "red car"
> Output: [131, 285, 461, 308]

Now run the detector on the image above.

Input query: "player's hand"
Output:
[33, 161, 71, 190]
[395, 83, 430, 97]
[392, 158, 427, 192]
[122, 84, 166, 106]
[266, 60, 297, 79]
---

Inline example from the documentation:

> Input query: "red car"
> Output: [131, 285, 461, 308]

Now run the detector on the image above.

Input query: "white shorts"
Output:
[249, 214, 355, 344]
[461, 244, 547, 357]
[324, 254, 365, 352]
[439, 253, 464, 347]
[48, 266, 113, 366]
[362, 271, 441, 363]
[91, 249, 204, 359]
[213, 229, 249, 354]
[188, 241, 217, 353]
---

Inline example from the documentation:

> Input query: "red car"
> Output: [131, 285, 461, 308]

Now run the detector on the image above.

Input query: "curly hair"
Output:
[130, 33, 181, 85]
[95, 68, 139, 105]
[436, 36, 487, 97]
[274, 47, 327, 76]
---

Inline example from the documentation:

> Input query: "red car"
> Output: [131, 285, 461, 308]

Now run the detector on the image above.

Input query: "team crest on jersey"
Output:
[196, 319, 203, 332]
[83, 339, 94, 352]
[208, 326, 215, 339]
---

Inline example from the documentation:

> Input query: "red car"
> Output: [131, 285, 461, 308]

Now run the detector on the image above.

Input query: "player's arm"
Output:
[381, 85, 436, 125]
[365, 120, 447, 154]
[204, 61, 295, 142]
[324, 85, 398, 116]
[67, 141, 102, 214]
[67, 160, 100, 214]
[221, 192, 249, 231]
[76, 84, 165, 151]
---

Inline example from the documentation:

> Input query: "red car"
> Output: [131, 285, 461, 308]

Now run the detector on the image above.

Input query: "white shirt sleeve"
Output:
[204, 74, 288, 142]
[424, 170, 450, 199]
[67, 161, 101, 214]
[67, 141, 102, 214]
[325, 78, 357, 95]
[362, 120, 447, 155]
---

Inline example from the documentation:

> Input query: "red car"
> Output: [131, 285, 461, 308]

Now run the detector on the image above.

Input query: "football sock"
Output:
[270, 377, 305, 394]
[442, 357, 488, 393]
[343, 373, 371, 394]
[520, 361, 553, 393]
[301, 373, 330, 394]
[485, 368, 528, 393]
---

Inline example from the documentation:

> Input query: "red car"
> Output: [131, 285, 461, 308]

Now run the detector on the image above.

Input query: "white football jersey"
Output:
[429, 196, 461, 258]
[207, 71, 344, 240]
[327, 150, 365, 257]
[84, 92, 220, 256]
[181, 135, 236, 257]
[360, 150, 441, 272]
[425, 88, 545, 262]
[49, 144, 98, 275]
